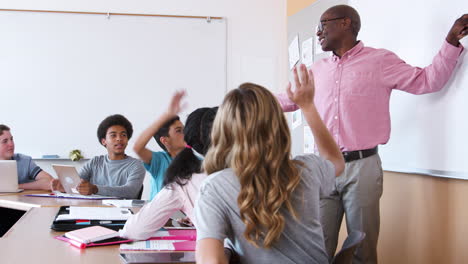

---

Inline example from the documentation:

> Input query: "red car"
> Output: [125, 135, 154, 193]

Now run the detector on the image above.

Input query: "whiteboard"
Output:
[0, 11, 226, 159]
[349, 0, 468, 178]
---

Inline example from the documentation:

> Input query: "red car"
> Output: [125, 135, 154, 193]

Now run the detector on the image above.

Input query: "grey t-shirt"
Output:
[13, 153, 42, 184]
[79, 155, 145, 199]
[195, 154, 335, 264]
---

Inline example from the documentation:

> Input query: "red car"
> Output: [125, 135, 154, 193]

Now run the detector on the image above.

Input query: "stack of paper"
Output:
[56, 206, 132, 221]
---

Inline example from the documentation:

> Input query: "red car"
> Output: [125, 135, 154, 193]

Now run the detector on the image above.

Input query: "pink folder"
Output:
[148, 229, 197, 241]
[55, 235, 133, 249]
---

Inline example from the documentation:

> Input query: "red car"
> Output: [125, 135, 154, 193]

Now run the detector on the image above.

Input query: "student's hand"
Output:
[50, 179, 65, 192]
[77, 179, 98, 195]
[446, 14, 468, 47]
[166, 90, 187, 117]
[286, 64, 315, 110]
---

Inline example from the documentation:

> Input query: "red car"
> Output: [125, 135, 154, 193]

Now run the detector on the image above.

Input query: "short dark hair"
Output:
[153, 116, 180, 152]
[97, 114, 133, 146]
[327, 5, 361, 37]
[0, 124, 10, 136]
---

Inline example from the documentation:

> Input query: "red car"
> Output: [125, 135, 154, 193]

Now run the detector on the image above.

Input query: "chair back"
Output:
[331, 231, 366, 264]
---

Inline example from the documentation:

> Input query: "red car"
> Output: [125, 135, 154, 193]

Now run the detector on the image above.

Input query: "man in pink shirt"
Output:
[278, 5, 467, 264]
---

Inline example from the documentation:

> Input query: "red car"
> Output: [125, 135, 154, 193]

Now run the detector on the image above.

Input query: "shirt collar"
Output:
[332, 41, 364, 61]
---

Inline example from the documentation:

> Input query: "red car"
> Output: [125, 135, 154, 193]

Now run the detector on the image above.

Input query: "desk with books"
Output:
[0, 205, 196, 264]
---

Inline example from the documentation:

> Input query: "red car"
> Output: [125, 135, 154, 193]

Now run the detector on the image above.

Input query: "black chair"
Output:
[136, 185, 144, 200]
[331, 231, 366, 264]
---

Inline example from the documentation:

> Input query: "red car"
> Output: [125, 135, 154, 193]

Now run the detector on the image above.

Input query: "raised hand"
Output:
[286, 64, 315, 109]
[166, 90, 187, 117]
[446, 14, 468, 47]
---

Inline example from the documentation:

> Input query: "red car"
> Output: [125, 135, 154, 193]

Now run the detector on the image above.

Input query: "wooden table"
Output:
[0, 190, 110, 211]
[0, 191, 195, 264]
[0, 207, 124, 264]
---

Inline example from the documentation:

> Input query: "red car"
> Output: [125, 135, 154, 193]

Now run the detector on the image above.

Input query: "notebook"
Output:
[0, 160, 23, 193]
[64, 226, 119, 244]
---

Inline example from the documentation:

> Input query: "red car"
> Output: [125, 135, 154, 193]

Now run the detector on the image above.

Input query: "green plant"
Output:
[69, 149, 84, 161]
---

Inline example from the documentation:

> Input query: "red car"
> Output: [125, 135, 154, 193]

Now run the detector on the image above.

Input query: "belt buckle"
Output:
[359, 151, 363, 159]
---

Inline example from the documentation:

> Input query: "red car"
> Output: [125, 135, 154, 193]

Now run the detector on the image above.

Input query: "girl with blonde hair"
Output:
[195, 64, 345, 264]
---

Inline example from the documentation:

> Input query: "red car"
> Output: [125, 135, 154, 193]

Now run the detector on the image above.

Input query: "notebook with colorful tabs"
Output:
[64, 226, 119, 244]
[50, 206, 129, 231]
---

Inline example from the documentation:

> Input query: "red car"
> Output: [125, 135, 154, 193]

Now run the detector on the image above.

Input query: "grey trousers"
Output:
[320, 154, 383, 264]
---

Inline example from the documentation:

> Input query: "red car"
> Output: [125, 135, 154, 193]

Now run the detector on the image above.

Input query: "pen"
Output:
[99, 220, 112, 224]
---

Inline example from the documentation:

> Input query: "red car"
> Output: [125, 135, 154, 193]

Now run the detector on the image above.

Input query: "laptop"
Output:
[0, 160, 24, 193]
[52, 164, 82, 194]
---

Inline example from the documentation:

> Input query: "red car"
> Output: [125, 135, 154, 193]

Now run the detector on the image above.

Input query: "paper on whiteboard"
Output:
[288, 35, 300, 69]
[292, 109, 302, 130]
[301, 37, 313, 66]
[304, 125, 315, 154]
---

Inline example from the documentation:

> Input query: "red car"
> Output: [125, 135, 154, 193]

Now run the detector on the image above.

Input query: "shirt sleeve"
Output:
[296, 154, 335, 197]
[194, 180, 229, 242]
[27, 158, 42, 180]
[275, 92, 300, 112]
[120, 185, 183, 240]
[96, 161, 146, 199]
[381, 40, 464, 95]
[78, 158, 93, 181]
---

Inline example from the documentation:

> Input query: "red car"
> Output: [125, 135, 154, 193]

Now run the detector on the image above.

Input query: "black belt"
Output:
[342, 147, 378, 163]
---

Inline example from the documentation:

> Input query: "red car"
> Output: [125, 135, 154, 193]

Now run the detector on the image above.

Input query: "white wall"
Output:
[3, 0, 288, 199]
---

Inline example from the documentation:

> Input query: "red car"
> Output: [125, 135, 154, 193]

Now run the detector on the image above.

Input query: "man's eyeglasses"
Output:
[316, 17, 345, 33]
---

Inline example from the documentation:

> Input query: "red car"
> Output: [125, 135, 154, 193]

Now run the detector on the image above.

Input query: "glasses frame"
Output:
[316, 17, 346, 32]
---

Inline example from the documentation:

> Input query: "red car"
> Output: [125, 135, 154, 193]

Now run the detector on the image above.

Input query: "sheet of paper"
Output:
[292, 109, 302, 130]
[56, 206, 132, 221]
[301, 37, 313, 67]
[102, 199, 133, 207]
[120, 240, 183, 251]
[288, 35, 300, 69]
[304, 125, 315, 154]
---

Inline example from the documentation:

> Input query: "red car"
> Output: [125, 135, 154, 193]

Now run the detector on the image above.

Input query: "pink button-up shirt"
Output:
[278, 41, 463, 151]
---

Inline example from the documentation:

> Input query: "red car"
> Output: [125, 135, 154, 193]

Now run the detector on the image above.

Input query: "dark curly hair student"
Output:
[97, 114, 134, 145]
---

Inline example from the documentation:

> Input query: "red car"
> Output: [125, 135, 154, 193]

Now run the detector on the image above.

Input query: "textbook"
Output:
[64, 226, 119, 244]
